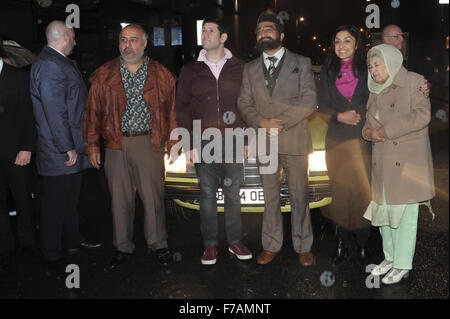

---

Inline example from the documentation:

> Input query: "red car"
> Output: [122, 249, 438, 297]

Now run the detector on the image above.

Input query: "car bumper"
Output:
[165, 176, 331, 212]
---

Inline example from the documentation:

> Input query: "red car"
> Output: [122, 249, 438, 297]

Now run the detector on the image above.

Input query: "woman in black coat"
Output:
[318, 25, 372, 267]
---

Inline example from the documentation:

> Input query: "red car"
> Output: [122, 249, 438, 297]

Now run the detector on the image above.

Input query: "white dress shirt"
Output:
[262, 47, 286, 70]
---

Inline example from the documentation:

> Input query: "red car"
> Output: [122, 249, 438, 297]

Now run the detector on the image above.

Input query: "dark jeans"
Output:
[195, 163, 243, 247]
[0, 158, 33, 253]
[40, 173, 82, 261]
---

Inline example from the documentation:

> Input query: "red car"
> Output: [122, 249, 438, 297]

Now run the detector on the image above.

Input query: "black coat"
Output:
[318, 65, 372, 230]
[0, 62, 36, 160]
[318, 66, 370, 148]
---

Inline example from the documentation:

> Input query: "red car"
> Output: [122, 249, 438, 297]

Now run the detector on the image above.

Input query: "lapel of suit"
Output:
[271, 49, 295, 97]
[329, 71, 349, 104]
[252, 56, 270, 100]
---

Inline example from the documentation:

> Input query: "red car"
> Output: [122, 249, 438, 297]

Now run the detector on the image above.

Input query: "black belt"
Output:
[122, 130, 150, 137]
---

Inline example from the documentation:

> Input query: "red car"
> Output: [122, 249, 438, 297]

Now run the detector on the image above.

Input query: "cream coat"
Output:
[362, 67, 435, 205]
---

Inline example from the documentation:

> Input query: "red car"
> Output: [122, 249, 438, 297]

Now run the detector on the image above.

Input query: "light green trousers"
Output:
[379, 204, 419, 270]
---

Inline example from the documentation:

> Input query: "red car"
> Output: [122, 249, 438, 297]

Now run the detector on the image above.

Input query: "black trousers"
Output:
[40, 172, 82, 261]
[336, 224, 371, 248]
[0, 159, 34, 253]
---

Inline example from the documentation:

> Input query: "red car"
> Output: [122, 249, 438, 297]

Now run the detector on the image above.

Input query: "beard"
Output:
[120, 46, 145, 63]
[255, 36, 282, 53]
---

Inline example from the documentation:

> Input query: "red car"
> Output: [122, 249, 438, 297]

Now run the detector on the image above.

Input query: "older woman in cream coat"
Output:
[362, 44, 435, 285]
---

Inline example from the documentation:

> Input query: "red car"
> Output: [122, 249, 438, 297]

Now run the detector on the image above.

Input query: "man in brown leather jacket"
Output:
[83, 24, 177, 268]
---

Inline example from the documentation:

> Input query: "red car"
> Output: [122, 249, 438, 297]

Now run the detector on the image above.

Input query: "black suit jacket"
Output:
[0, 62, 36, 160]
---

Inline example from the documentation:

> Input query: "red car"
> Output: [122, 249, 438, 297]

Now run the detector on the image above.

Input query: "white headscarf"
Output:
[367, 44, 403, 94]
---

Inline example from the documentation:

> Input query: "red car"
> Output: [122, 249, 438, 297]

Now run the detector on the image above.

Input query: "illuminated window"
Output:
[153, 27, 165, 46]
[171, 27, 182, 45]
[171, 16, 182, 46]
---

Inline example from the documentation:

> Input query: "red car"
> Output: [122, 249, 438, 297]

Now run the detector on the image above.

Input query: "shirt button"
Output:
[396, 162, 400, 166]
[392, 85, 397, 89]
[393, 142, 398, 145]
[373, 162, 376, 166]
[390, 103, 395, 108]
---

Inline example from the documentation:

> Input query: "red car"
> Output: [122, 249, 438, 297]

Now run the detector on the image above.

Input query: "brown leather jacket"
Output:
[83, 57, 177, 155]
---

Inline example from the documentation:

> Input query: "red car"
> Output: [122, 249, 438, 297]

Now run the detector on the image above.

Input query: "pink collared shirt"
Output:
[197, 48, 232, 80]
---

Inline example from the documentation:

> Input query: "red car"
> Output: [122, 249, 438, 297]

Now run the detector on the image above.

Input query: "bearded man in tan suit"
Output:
[237, 11, 317, 266]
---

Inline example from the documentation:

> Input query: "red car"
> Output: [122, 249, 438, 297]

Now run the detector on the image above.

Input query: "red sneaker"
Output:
[228, 242, 253, 260]
[201, 246, 217, 265]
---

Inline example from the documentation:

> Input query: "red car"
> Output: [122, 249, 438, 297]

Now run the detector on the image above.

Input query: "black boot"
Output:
[357, 246, 370, 266]
[332, 238, 347, 267]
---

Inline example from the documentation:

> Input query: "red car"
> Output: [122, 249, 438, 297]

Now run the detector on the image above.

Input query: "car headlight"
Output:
[308, 150, 327, 173]
[164, 153, 187, 174]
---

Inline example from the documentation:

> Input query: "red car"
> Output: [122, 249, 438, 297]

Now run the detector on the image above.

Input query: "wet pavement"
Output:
[0, 107, 448, 301]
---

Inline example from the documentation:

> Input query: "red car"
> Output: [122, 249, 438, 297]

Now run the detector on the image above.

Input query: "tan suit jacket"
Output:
[237, 49, 317, 253]
[363, 67, 435, 205]
[237, 49, 317, 155]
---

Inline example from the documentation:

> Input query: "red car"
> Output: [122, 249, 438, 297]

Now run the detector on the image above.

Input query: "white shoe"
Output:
[381, 268, 410, 285]
[371, 260, 393, 276]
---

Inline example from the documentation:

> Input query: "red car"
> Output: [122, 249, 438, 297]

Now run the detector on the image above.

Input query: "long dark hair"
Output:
[324, 25, 366, 78]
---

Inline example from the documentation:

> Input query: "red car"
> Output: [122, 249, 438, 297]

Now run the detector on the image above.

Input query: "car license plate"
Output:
[216, 188, 265, 204]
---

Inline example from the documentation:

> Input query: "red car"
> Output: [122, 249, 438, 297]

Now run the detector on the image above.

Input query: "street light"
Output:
[312, 36, 317, 41]
[299, 17, 305, 22]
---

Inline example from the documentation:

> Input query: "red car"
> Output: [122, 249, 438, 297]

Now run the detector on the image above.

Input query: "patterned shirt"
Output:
[120, 57, 151, 133]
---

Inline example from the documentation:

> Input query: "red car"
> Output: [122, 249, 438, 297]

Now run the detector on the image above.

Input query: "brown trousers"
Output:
[259, 154, 313, 254]
[104, 135, 167, 253]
